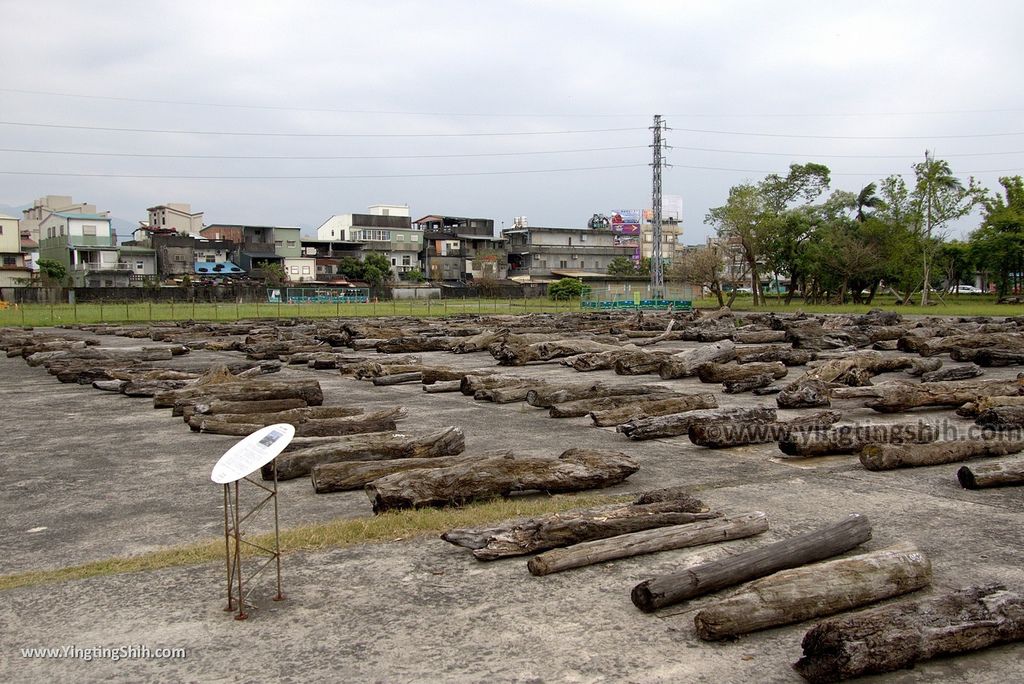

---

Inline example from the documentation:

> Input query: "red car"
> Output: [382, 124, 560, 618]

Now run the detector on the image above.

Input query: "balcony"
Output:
[74, 262, 132, 272]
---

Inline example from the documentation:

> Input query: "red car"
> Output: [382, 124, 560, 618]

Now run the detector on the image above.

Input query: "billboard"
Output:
[642, 196, 683, 222]
[610, 209, 641, 235]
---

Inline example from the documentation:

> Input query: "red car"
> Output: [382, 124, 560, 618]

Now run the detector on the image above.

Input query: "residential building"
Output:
[37, 212, 128, 286]
[0, 213, 33, 286]
[317, 206, 422, 278]
[299, 239, 364, 282]
[201, 224, 297, 272]
[21, 195, 107, 244]
[147, 203, 204, 236]
[116, 245, 158, 279]
[414, 215, 501, 281]
[639, 218, 686, 264]
[503, 226, 635, 281]
[283, 256, 317, 282]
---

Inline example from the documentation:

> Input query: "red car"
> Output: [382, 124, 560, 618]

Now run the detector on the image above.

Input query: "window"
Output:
[382, 208, 390, 216]
[136, 261, 144, 270]
[275, 240, 283, 247]
[161, 217, 165, 225]
[559, 260, 568, 268]
[206, 256, 215, 263]
[595, 261, 600, 270]
[3, 256, 15, 266]
[301, 266, 310, 274]
[580, 234, 586, 242]
[410, 234, 419, 242]
[402, 255, 411, 266]
[330, 230, 335, 237]
[173, 254, 184, 262]
[290, 266, 299, 274]
[391, 258, 397, 266]
[0, 225, 3, 234]
[287, 240, 296, 247]
[395, 233, 405, 241]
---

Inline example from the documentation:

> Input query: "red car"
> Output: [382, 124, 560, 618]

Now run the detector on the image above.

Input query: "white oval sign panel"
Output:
[211, 423, 296, 484]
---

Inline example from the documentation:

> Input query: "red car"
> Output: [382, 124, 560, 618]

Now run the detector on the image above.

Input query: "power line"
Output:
[0, 120, 645, 138]
[4, 87, 1022, 118]
[0, 163, 648, 180]
[672, 127, 1024, 140]
[671, 145, 1024, 159]
[669, 163, 1023, 176]
[0, 145, 647, 160]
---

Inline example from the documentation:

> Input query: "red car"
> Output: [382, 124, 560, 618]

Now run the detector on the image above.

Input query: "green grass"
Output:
[693, 294, 1019, 317]
[0, 493, 623, 592]
[0, 297, 586, 327]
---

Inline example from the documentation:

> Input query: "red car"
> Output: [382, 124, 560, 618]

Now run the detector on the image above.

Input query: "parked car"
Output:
[948, 284, 984, 294]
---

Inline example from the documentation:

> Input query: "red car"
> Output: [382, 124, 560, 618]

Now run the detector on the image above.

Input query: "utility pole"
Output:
[650, 114, 666, 297]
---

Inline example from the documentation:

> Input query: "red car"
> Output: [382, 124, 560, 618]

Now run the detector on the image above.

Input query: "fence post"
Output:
[50, 299, 55, 325]
[149, 301, 152, 322]
[125, 299, 130, 322]
[236, 300, 240, 320]
[100, 299, 104, 322]
[73, 301, 78, 323]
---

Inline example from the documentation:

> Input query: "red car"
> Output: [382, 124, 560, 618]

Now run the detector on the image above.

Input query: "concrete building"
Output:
[0, 213, 33, 286]
[317, 206, 422, 278]
[283, 257, 317, 282]
[201, 224, 297, 272]
[503, 226, 635, 281]
[639, 218, 686, 264]
[299, 239, 364, 282]
[37, 212, 127, 286]
[147, 204, 204, 236]
[21, 195, 107, 244]
[414, 215, 501, 282]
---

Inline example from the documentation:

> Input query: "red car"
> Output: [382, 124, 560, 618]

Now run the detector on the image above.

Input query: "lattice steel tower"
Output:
[650, 114, 667, 295]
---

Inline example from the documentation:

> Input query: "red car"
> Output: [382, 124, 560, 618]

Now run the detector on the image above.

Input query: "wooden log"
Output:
[460, 373, 528, 395]
[905, 357, 943, 376]
[792, 584, 1024, 683]
[618, 406, 777, 441]
[613, 350, 675, 376]
[423, 380, 463, 393]
[976, 405, 1024, 429]
[861, 435, 1024, 470]
[93, 379, 127, 392]
[372, 371, 423, 386]
[590, 394, 719, 427]
[528, 511, 768, 576]
[312, 450, 513, 492]
[779, 422, 939, 457]
[122, 379, 194, 396]
[968, 348, 1024, 367]
[491, 339, 622, 366]
[270, 426, 465, 480]
[187, 405, 363, 429]
[735, 345, 815, 366]
[450, 329, 507, 353]
[658, 340, 737, 379]
[689, 410, 842, 448]
[723, 374, 774, 394]
[776, 378, 832, 409]
[197, 407, 405, 438]
[694, 543, 931, 641]
[192, 397, 308, 416]
[548, 393, 679, 418]
[917, 332, 1024, 357]
[366, 448, 639, 513]
[956, 395, 1024, 418]
[630, 514, 872, 613]
[376, 336, 454, 354]
[753, 384, 784, 395]
[957, 456, 1024, 488]
[154, 379, 324, 410]
[865, 376, 1024, 413]
[526, 382, 673, 408]
[921, 364, 984, 382]
[734, 329, 788, 344]
[442, 491, 713, 559]
[696, 361, 788, 384]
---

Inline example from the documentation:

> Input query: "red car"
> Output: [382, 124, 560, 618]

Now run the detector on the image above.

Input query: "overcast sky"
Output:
[2, 0, 1022, 242]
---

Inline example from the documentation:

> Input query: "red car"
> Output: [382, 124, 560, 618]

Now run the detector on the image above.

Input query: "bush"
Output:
[548, 278, 584, 300]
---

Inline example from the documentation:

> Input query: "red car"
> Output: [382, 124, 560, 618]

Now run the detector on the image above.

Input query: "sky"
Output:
[2, 0, 1022, 243]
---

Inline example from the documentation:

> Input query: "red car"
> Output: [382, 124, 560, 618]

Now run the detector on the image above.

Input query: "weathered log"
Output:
[696, 361, 788, 384]
[450, 329, 507, 353]
[694, 543, 931, 641]
[968, 348, 1024, 367]
[372, 371, 423, 386]
[423, 380, 463, 393]
[491, 339, 622, 366]
[122, 379, 195, 396]
[197, 407, 405, 438]
[375, 336, 454, 354]
[613, 350, 675, 375]
[864, 376, 1024, 413]
[777, 378, 832, 409]
[735, 345, 815, 366]
[956, 395, 1024, 418]
[548, 393, 678, 418]
[526, 382, 673, 408]
[905, 357, 943, 376]
[861, 435, 1024, 470]
[366, 448, 639, 513]
[920, 363, 984, 382]
[723, 374, 774, 394]
[270, 426, 465, 480]
[792, 584, 1024, 683]
[976, 405, 1024, 429]
[192, 397, 308, 416]
[188, 405, 363, 429]
[590, 394, 720, 427]
[917, 332, 1024, 357]
[528, 511, 768, 576]
[460, 373, 528, 395]
[155, 379, 324, 410]
[93, 379, 127, 392]
[312, 450, 513, 492]
[733, 329, 788, 344]
[779, 422, 939, 457]
[957, 456, 1024, 489]
[689, 410, 842, 448]
[630, 514, 872, 613]
[617, 406, 777, 441]
[658, 340, 736, 379]
[753, 384, 784, 395]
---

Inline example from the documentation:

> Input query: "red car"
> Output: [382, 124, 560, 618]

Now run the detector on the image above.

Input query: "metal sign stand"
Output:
[222, 460, 284, 620]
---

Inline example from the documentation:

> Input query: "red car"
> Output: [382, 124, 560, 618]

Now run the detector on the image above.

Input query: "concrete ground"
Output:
[1, 324, 1023, 682]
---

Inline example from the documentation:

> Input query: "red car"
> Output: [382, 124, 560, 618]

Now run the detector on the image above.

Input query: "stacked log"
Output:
[957, 456, 1024, 489]
[793, 585, 1024, 682]
[589, 394, 719, 427]
[976, 405, 1024, 429]
[861, 435, 1024, 470]
[631, 514, 872, 612]
[689, 410, 842, 448]
[526, 382, 674, 408]
[366, 448, 639, 512]
[617, 406, 777, 440]
[694, 543, 931, 640]
[776, 378, 832, 409]
[549, 392, 682, 419]
[312, 450, 513, 492]
[194, 407, 406, 438]
[695, 361, 788, 384]
[864, 376, 1024, 413]
[657, 340, 736, 379]
[778, 422, 939, 457]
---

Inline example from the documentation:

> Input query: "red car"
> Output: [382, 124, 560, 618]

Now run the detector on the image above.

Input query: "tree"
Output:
[403, 268, 425, 283]
[669, 247, 725, 306]
[606, 256, 637, 276]
[548, 278, 584, 300]
[337, 256, 365, 280]
[706, 184, 768, 305]
[362, 253, 393, 287]
[854, 182, 885, 223]
[36, 258, 67, 285]
[258, 261, 286, 285]
[911, 153, 986, 305]
[970, 176, 1024, 297]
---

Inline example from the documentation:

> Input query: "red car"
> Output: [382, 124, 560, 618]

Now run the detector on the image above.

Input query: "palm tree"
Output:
[914, 152, 965, 305]
[854, 182, 885, 223]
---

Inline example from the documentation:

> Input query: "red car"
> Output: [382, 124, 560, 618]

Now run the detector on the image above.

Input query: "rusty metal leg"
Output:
[233, 481, 248, 620]
[272, 459, 285, 601]
[223, 483, 233, 611]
